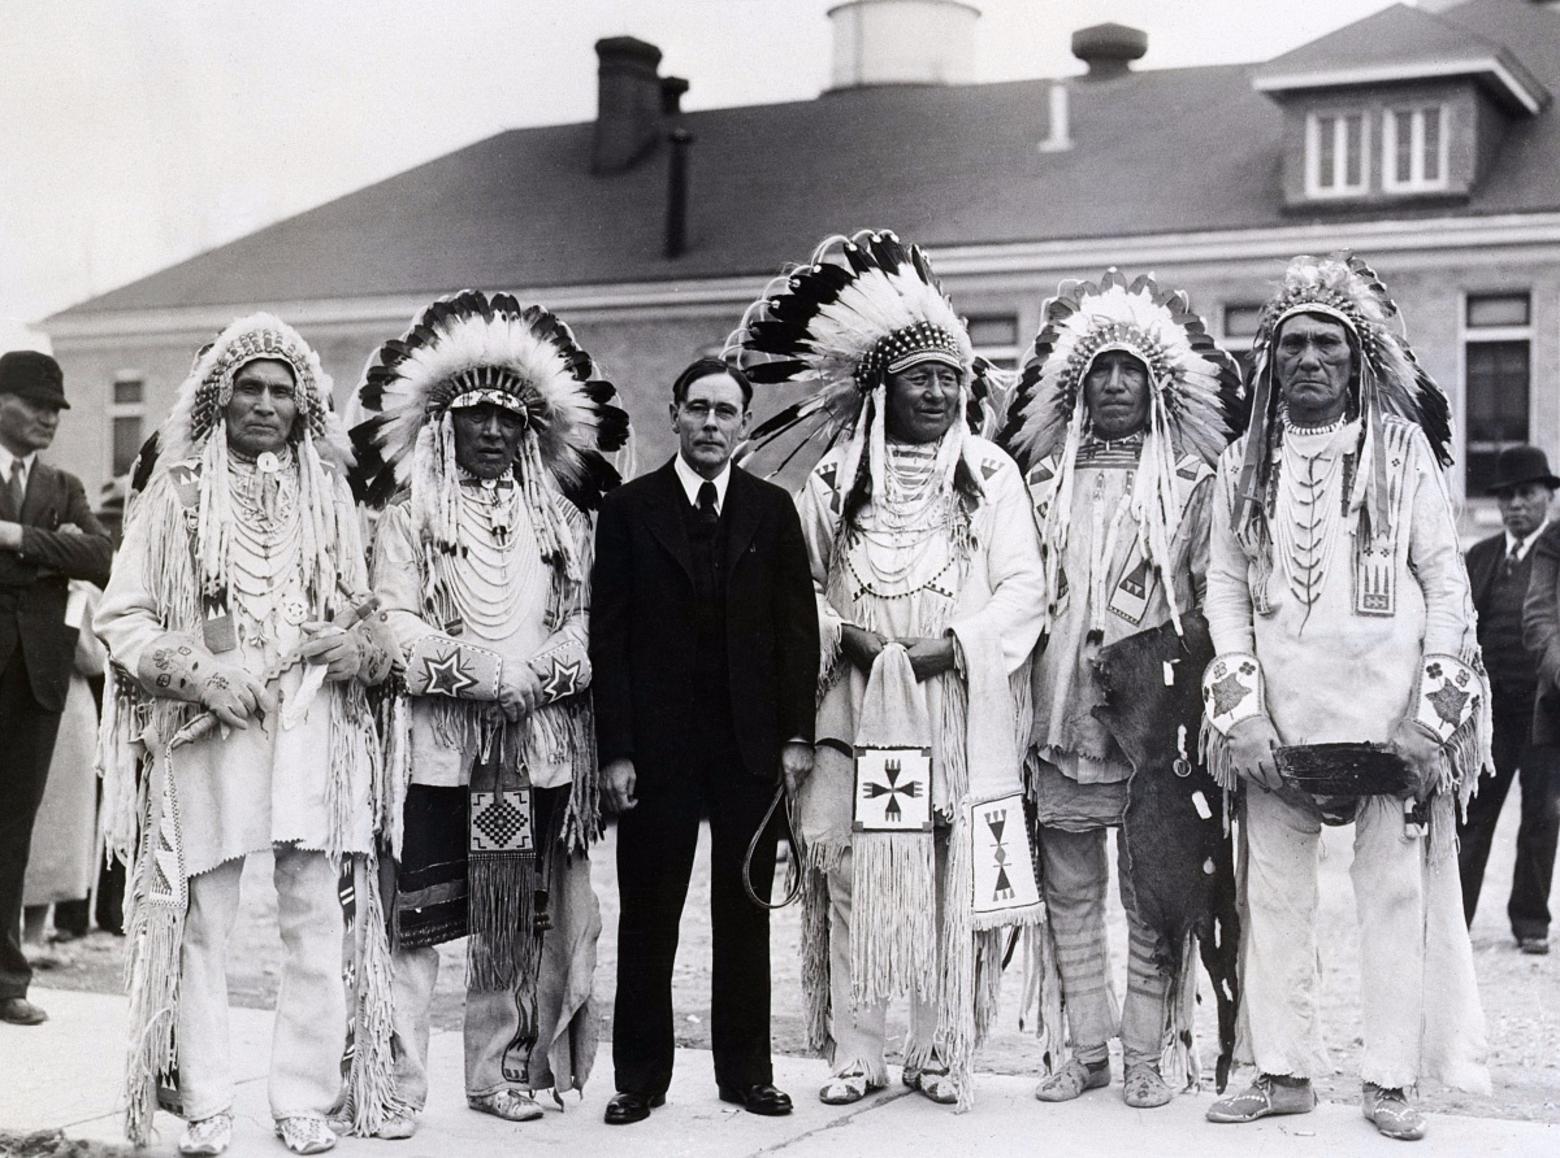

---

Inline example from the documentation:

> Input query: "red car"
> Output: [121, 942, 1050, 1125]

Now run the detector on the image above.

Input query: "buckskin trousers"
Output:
[391, 946, 531, 1104]
[1037, 826, 1167, 1068]
[1241, 790, 1433, 1087]
[177, 845, 347, 1121]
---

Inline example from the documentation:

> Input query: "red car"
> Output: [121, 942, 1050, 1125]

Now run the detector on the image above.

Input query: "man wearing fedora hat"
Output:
[0, 349, 113, 1026]
[1460, 443, 1560, 955]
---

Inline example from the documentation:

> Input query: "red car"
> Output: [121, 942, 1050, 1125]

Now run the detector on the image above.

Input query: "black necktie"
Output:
[1505, 544, 1520, 576]
[4, 465, 23, 518]
[697, 480, 718, 526]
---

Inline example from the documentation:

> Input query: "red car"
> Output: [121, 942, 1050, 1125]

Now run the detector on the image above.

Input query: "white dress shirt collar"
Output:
[0, 445, 36, 486]
[674, 454, 732, 515]
[1506, 517, 1550, 563]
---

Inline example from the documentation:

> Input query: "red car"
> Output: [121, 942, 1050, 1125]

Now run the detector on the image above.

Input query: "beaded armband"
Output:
[1202, 652, 1266, 736]
[404, 633, 502, 700]
[1413, 654, 1481, 746]
[527, 638, 589, 705]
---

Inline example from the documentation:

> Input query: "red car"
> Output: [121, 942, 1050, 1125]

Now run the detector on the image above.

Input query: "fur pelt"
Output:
[1091, 612, 1240, 1090]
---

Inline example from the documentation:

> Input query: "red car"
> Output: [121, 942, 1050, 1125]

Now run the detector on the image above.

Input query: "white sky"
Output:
[0, 0, 1408, 339]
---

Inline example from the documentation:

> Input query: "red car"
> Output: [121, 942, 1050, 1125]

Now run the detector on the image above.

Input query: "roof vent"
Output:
[1071, 23, 1147, 81]
[827, 0, 980, 90]
[660, 76, 690, 116]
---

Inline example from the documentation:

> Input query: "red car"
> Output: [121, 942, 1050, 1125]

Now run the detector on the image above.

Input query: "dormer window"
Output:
[1383, 104, 1448, 193]
[1305, 110, 1368, 198]
[1253, 2, 1548, 212]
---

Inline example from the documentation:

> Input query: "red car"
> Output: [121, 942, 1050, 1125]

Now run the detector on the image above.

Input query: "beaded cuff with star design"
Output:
[1413, 654, 1481, 745]
[405, 633, 502, 700]
[1202, 652, 1266, 736]
[527, 639, 589, 705]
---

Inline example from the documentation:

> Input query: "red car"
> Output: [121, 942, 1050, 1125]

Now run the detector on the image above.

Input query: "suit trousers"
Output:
[177, 846, 346, 1121]
[1457, 697, 1559, 940]
[612, 740, 780, 1096]
[0, 647, 63, 999]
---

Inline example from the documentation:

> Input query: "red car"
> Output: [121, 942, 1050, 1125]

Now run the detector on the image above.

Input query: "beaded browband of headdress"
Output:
[438, 365, 541, 422]
[856, 321, 965, 386]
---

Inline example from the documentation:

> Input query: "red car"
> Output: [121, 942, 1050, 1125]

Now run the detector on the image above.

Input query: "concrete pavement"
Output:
[2, 988, 1553, 1157]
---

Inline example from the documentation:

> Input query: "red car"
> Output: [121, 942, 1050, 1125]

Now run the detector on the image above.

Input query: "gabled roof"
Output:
[47, 0, 1560, 323]
[1252, 1, 1549, 114]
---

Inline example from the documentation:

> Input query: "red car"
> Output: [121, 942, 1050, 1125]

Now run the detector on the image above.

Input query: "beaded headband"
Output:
[859, 322, 966, 386]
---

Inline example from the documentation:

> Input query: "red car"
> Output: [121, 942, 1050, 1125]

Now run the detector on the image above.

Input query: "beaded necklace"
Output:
[1280, 405, 1346, 438]
[226, 450, 305, 630]
[848, 442, 958, 602]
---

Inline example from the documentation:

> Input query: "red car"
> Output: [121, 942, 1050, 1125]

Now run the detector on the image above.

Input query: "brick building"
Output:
[38, 0, 1560, 527]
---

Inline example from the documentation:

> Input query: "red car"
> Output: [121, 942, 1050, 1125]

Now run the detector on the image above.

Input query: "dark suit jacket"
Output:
[1522, 522, 1560, 745]
[1466, 531, 1508, 615]
[590, 458, 818, 782]
[0, 460, 113, 710]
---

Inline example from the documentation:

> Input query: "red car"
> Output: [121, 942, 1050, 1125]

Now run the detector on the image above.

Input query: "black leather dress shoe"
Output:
[0, 997, 48, 1025]
[718, 1083, 793, 1116]
[603, 1091, 664, 1125]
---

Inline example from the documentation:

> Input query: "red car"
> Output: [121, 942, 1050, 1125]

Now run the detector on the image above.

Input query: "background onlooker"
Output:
[0, 350, 114, 1026]
[1463, 444, 1558, 956]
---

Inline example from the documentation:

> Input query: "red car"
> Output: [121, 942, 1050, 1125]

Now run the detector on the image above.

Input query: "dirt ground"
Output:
[33, 790, 1558, 1123]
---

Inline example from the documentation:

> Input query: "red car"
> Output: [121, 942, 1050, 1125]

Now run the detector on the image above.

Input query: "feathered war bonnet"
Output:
[1235, 251, 1453, 540]
[726, 229, 992, 507]
[349, 289, 631, 582]
[997, 269, 1244, 634]
[148, 312, 355, 603]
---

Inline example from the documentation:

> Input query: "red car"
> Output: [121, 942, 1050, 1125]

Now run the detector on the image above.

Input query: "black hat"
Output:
[0, 350, 69, 410]
[1488, 444, 1560, 495]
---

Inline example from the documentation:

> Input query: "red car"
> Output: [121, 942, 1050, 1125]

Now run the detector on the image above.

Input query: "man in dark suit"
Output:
[590, 357, 817, 1124]
[0, 350, 113, 1024]
[1461, 444, 1559, 955]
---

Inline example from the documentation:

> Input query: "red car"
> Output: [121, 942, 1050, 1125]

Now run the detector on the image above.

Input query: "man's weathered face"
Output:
[0, 393, 62, 455]
[451, 401, 526, 479]
[670, 371, 749, 478]
[1083, 350, 1151, 440]
[1497, 481, 1553, 540]
[883, 361, 962, 445]
[224, 358, 298, 456]
[1275, 314, 1353, 423]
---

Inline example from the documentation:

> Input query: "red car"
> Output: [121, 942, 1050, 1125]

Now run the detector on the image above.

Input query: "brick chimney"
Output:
[593, 37, 668, 174]
[1071, 23, 1147, 81]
